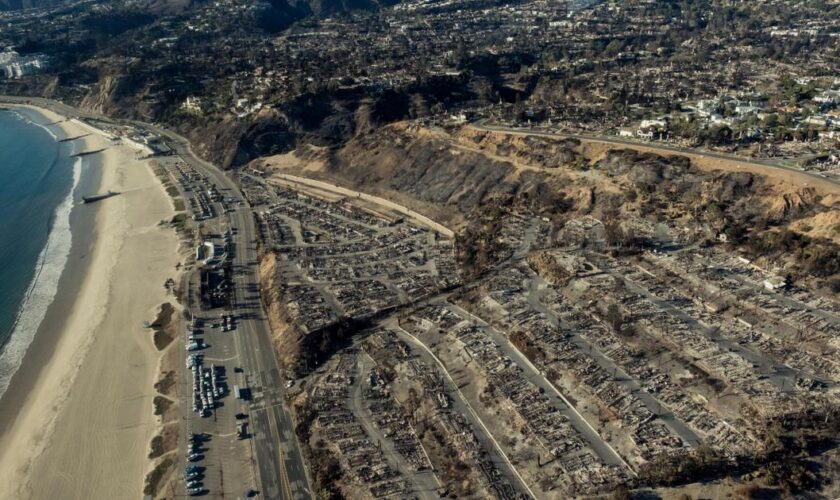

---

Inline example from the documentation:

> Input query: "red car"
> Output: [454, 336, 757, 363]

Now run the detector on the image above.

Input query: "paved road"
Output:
[388, 322, 536, 499]
[724, 271, 840, 327]
[0, 95, 312, 500]
[442, 302, 634, 473]
[350, 352, 441, 500]
[524, 276, 702, 447]
[591, 257, 802, 393]
[174, 141, 313, 499]
[471, 123, 840, 191]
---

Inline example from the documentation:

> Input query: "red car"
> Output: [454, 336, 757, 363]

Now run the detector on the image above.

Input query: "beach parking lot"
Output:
[155, 148, 310, 499]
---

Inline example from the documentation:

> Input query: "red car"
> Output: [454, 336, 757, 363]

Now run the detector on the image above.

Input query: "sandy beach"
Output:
[0, 105, 181, 499]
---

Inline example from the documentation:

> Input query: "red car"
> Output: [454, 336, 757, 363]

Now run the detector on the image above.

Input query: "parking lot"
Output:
[156, 151, 311, 499]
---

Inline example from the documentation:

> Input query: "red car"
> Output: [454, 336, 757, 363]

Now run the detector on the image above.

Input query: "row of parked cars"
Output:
[183, 314, 247, 497]
[190, 355, 226, 418]
[186, 433, 209, 496]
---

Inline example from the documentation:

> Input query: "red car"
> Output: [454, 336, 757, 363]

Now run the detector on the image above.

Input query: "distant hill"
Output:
[139, 0, 209, 15]
[296, 0, 398, 16]
[0, 0, 184, 10]
[252, 0, 399, 33]
[0, 0, 68, 10]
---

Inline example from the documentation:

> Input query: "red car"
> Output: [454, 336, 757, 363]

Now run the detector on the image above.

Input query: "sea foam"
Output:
[6, 108, 60, 141]
[0, 148, 81, 398]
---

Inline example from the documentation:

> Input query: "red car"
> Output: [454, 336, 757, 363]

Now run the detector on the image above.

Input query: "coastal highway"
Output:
[227, 201, 313, 500]
[165, 132, 313, 500]
[0, 96, 312, 500]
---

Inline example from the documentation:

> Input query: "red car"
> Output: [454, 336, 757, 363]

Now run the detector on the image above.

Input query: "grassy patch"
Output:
[143, 456, 174, 497]
[154, 370, 177, 396]
[151, 303, 177, 351]
[149, 435, 165, 459]
[150, 303, 175, 329]
[153, 396, 173, 416]
[165, 185, 180, 198]
[173, 198, 185, 212]
[154, 328, 174, 351]
[171, 213, 187, 228]
[148, 423, 178, 459]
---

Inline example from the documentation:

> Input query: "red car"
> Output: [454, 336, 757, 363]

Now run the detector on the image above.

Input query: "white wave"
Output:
[29, 118, 60, 142]
[0, 156, 81, 398]
[7, 108, 60, 141]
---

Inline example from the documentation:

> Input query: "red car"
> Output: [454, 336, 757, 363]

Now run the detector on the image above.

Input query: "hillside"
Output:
[0, 0, 67, 10]
[254, 122, 840, 285]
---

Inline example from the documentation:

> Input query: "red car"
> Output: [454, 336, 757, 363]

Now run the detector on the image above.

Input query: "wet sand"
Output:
[0, 105, 181, 499]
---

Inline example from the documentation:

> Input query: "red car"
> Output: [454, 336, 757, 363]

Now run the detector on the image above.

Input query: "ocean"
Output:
[0, 108, 79, 397]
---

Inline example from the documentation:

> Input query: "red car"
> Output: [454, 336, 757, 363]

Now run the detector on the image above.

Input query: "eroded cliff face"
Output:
[79, 75, 125, 115]
[259, 252, 302, 371]
[452, 127, 583, 168]
[335, 125, 517, 210]
[258, 252, 366, 374]
[256, 123, 591, 227]
[258, 122, 840, 271]
[261, 123, 836, 230]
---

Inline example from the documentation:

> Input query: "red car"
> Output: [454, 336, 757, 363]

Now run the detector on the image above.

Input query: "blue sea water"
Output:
[0, 109, 77, 395]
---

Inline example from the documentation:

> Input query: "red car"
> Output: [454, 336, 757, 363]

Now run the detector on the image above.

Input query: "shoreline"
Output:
[0, 106, 88, 390]
[0, 104, 181, 499]
[0, 104, 100, 427]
